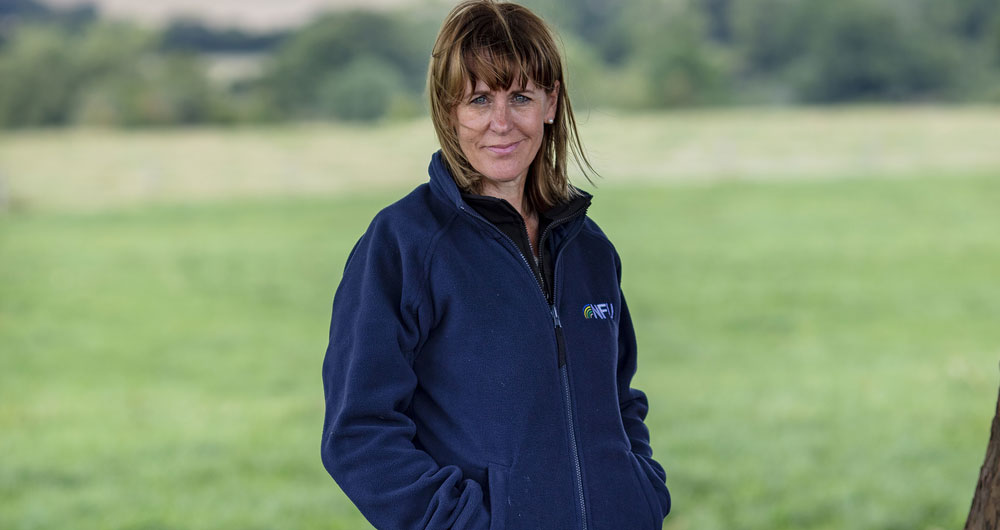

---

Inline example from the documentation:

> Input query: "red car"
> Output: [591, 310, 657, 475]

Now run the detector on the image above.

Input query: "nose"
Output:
[488, 100, 512, 133]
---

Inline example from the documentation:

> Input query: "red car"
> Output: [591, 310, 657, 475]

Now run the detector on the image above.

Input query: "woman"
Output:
[320, 1, 670, 528]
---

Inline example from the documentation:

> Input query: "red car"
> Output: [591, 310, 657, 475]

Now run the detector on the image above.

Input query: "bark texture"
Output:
[966, 382, 1000, 530]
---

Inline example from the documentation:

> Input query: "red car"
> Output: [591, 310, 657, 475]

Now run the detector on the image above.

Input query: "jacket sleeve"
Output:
[320, 217, 489, 530]
[615, 253, 672, 519]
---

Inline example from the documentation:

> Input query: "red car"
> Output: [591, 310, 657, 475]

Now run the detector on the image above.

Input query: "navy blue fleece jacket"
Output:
[321, 151, 670, 529]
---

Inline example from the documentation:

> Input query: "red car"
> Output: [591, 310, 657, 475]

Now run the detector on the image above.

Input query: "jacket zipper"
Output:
[459, 205, 589, 529]
[540, 214, 590, 530]
[551, 304, 588, 530]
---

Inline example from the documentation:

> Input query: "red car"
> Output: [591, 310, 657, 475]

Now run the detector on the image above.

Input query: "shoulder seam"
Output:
[407, 207, 461, 361]
[575, 218, 623, 283]
[576, 218, 617, 255]
[419, 207, 461, 303]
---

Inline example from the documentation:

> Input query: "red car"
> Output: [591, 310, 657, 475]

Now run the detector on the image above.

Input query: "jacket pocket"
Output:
[487, 462, 510, 530]
[627, 452, 663, 528]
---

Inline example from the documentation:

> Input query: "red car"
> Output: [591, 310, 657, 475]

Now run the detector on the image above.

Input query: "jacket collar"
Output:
[428, 150, 466, 210]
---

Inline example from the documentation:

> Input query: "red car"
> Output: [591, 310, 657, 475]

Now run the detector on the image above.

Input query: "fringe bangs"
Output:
[443, 11, 557, 107]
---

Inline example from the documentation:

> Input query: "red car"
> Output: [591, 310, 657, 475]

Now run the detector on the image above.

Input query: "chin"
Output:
[481, 167, 526, 184]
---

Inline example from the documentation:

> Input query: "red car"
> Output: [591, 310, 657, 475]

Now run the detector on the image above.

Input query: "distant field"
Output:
[2, 106, 1000, 211]
[1, 109, 999, 529]
[38, 0, 425, 29]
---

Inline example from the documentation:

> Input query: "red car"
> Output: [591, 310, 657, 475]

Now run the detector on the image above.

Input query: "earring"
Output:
[546, 119, 554, 124]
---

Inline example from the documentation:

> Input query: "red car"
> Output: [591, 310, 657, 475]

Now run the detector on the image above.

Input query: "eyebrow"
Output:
[468, 87, 535, 97]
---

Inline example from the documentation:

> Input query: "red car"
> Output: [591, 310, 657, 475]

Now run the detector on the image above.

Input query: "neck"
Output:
[480, 179, 532, 220]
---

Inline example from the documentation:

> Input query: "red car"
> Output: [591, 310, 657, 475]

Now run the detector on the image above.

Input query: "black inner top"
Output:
[462, 193, 590, 303]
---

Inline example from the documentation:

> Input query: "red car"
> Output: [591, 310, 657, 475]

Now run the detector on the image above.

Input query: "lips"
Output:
[485, 141, 520, 155]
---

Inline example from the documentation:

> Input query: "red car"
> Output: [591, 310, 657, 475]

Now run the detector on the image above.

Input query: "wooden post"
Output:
[965, 371, 1000, 530]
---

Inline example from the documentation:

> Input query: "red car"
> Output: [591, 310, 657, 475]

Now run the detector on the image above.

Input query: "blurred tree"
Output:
[0, 19, 234, 128]
[72, 22, 233, 126]
[316, 55, 407, 121]
[5, 0, 1000, 127]
[939, 0, 1000, 41]
[794, 1, 961, 102]
[965, 382, 1000, 529]
[630, 4, 733, 107]
[0, 25, 80, 126]
[160, 19, 286, 53]
[994, 19, 1000, 67]
[75, 21, 154, 86]
[556, 33, 648, 110]
[529, 0, 633, 65]
[698, 0, 734, 43]
[0, 0, 95, 33]
[0, 0, 95, 49]
[76, 53, 226, 127]
[0, 0, 49, 18]
[730, 0, 818, 75]
[263, 10, 435, 120]
[941, 0, 1000, 72]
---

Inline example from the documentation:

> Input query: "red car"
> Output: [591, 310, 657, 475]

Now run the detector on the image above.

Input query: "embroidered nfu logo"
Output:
[582, 303, 614, 320]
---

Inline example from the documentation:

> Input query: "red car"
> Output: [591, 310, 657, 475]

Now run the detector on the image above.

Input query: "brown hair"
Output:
[427, 0, 595, 211]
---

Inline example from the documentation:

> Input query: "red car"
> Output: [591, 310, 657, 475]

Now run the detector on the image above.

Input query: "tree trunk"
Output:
[966, 380, 1000, 530]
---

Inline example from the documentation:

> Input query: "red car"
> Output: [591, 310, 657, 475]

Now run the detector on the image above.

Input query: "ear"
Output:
[545, 80, 560, 123]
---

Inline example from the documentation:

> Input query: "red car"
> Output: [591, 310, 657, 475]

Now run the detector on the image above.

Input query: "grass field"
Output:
[2, 109, 999, 529]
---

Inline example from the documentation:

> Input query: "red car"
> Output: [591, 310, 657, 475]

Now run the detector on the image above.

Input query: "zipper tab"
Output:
[553, 306, 567, 367]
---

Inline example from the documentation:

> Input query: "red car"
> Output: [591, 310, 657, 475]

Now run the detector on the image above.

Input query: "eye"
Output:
[512, 94, 531, 104]
[470, 95, 488, 105]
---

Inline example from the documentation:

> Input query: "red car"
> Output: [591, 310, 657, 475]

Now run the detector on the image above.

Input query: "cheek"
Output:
[514, 110, 545, 138]
[455, 122, 479, 150]
[453, 117, 481, 161]
[455, 106, 488, 129]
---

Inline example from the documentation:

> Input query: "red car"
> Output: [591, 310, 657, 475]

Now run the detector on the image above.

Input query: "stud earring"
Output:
[545, 118, 554, 124]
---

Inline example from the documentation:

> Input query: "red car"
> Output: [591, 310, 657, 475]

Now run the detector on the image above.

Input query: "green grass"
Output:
[1, 173, 998, 529]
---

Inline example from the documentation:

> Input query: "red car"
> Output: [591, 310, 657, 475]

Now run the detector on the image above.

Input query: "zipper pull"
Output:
[550, 304, 562, 328]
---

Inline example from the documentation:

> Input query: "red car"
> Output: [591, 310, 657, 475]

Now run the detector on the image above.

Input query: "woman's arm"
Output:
[614, 254, 672, 519]
[321, 218, 489, 530]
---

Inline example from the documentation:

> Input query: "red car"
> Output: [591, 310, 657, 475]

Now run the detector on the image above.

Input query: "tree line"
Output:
[1, 0, 998, 128]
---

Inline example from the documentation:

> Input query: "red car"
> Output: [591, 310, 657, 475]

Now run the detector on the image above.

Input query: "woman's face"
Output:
[454, 78, 559, 191]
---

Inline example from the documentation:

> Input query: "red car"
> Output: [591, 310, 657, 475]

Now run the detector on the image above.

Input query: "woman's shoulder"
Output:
[574, 214, 629, 278]
[347, 182, 461, 273]
[365, 183, 457, 239]
[577, 215, 618, 254]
